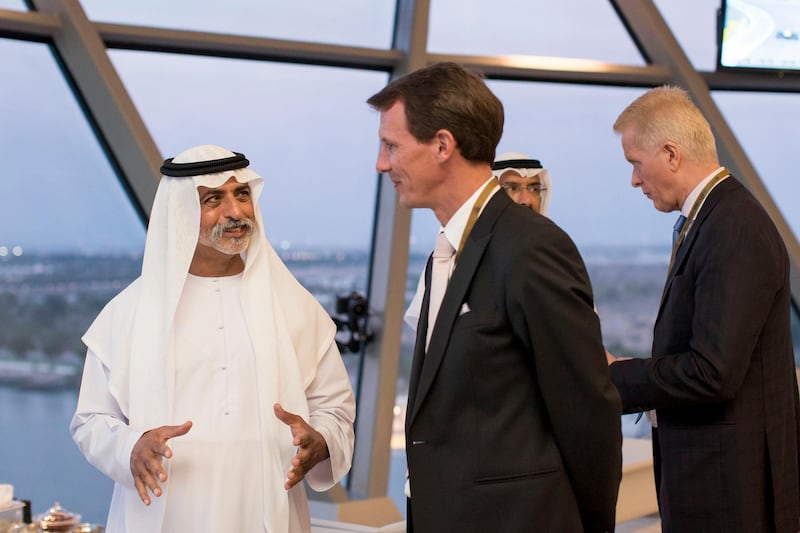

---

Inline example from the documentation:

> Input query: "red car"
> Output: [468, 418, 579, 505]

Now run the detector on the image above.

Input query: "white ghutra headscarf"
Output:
[492, 151, 553, 216]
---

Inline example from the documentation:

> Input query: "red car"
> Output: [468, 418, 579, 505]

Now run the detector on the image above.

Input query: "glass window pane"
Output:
[108, 49, 387, 392]
[712, 91, 800, 241]
[80, 0, 395, 49]
[654, 0, 722, 71]
[0, 37, 145, 524]
[428, 0, 644, 64]
[490, 81, 674, 250]
[0, 0, 25, 9]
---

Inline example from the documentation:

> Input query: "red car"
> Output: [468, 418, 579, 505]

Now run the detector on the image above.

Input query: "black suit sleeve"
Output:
[507, 220, 623, 531]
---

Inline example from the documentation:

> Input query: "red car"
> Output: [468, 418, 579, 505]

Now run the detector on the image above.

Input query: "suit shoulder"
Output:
[708, 179, 782, 237]
[491, 206, 590, 283]
[497, 203, 569, 239]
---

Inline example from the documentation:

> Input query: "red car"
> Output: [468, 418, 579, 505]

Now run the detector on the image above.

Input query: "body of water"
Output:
[0, 386, 113, 525]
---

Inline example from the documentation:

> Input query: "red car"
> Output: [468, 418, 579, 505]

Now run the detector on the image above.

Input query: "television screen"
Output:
[718, 0, 800, 72]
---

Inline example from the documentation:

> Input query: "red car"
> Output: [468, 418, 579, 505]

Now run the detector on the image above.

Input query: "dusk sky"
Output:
[1, 0, 797, 255]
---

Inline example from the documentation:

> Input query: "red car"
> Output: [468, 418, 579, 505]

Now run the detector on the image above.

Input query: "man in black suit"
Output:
[367, 62, 622, 533]
[609, 85, 800, 532]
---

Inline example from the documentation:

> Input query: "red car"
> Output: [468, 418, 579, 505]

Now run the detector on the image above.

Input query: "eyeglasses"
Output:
[500, 182, 547, 196]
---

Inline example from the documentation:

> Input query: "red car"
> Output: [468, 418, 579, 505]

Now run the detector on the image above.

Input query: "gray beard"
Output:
[200, 218, 256, 255]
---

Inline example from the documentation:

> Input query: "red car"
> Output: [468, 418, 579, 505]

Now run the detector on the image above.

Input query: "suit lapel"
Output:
[407, 192, 510, 427]
[657, 177, 738, 314]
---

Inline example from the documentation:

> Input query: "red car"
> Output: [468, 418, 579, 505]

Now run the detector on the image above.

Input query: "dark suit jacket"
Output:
[610, 176, 800, 533]
[406, 191, 622, 533]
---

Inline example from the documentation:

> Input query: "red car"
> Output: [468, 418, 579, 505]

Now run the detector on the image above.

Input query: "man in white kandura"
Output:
[70, 144, 355, 533]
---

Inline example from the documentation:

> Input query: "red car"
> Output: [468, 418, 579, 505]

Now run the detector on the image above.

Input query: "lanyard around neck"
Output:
[454, 179, 499, 263]
[668, 168, 729, 271]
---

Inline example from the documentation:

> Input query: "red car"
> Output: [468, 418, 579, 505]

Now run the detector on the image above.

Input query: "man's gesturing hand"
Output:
[130, 420, 192, 505]
[274, 403, 330, 490]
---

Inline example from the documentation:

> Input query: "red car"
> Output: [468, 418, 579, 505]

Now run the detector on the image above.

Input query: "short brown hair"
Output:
[367, 62, 504, 165]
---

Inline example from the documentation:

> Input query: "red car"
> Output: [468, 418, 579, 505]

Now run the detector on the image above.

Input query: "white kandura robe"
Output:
[72, 272, 355, 532]
[165, 273, 264, 530]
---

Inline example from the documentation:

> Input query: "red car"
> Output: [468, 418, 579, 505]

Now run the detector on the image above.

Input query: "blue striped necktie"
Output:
[672, 214, 687, 246]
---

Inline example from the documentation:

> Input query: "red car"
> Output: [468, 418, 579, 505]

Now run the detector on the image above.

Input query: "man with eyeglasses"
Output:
[492, 152, 552, 215]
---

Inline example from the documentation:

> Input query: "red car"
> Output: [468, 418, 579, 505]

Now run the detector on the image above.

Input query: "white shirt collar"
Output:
[680, 166, 727, 219]
[440, 175, 499, 254]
